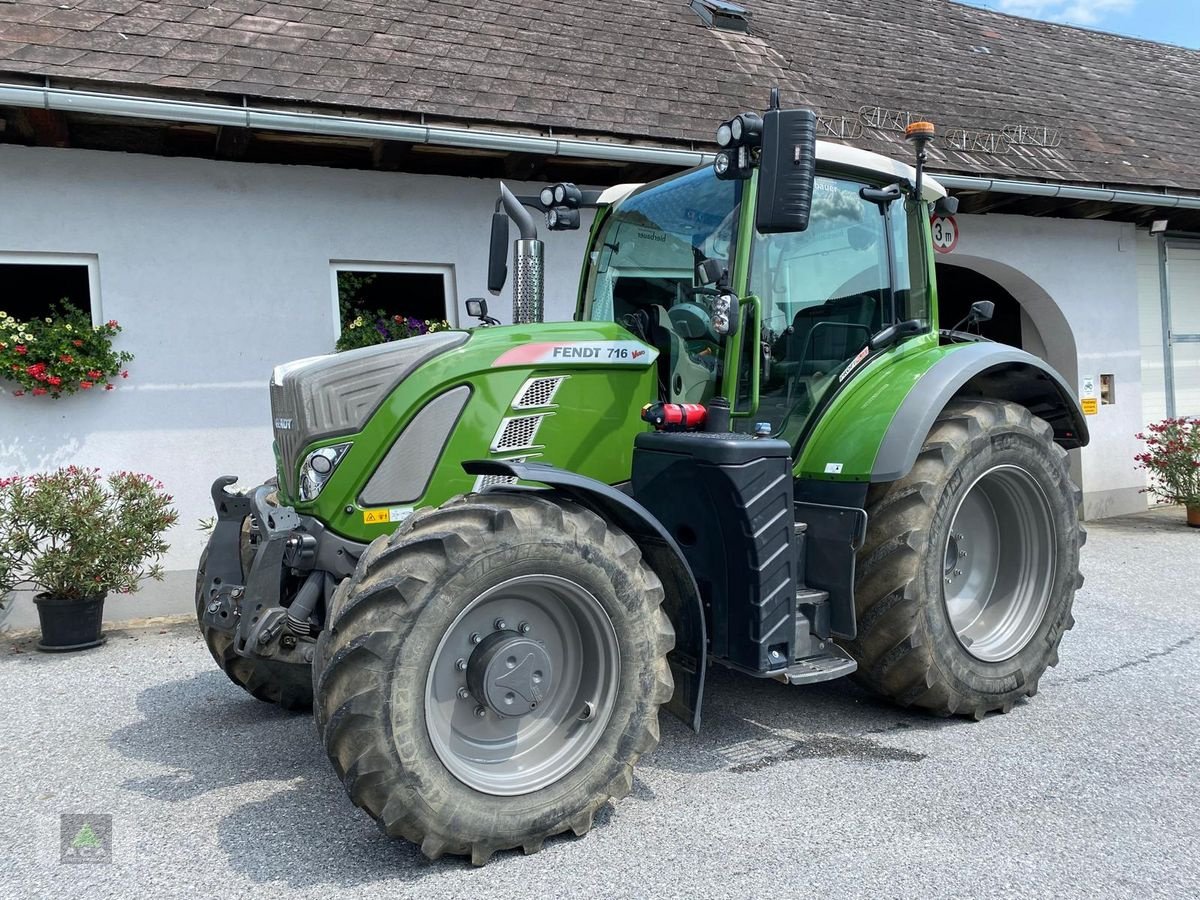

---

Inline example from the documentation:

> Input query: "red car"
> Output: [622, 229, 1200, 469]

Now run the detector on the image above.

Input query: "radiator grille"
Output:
[491, 414, 546, 452]
[513, 376, 566, 409]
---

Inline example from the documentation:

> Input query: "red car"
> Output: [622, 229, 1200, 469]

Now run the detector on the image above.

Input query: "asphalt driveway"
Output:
[1, 508, 1197, 899]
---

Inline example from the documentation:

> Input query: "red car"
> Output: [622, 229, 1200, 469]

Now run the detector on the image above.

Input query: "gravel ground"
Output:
[1, 508, 1197, 899]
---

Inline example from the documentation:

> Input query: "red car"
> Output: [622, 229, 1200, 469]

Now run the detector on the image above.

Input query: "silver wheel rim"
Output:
[424, 574, 620, 796]
[942, 464, 1057, 662]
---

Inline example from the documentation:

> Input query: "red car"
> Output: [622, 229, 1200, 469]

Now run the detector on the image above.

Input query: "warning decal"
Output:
[494, 341, 659, 368]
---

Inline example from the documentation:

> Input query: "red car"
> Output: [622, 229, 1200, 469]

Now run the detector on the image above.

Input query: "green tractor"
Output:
[197, 98, 1086, 864]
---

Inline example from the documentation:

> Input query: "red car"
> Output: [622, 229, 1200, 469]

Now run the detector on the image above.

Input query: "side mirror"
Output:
[487, 212, 509, 295]
[968, 300, 994, 324]
[711, 292, 740, 339]
[934, 195, 960, 216]
[755, 108, 817, 234]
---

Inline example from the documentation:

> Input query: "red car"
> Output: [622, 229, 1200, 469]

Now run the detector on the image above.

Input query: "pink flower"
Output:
[32, 387, 46, 396]
[120, 370, 129, 379]
[59, 354, 73, 364]
[80, 380, 94, 390]
[14, 345, 26, 355]
[12, 390, 25, 397]
[104, 383, 114, 391]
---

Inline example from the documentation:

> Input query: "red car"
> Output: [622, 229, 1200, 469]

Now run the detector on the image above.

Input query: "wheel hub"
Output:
[466, 631, 553, 718]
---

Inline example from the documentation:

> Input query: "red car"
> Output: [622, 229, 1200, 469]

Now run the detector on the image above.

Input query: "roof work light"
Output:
[714, 112, 762, 181]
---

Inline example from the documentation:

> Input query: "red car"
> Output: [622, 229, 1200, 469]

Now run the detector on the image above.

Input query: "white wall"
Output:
[1135, 230, 1167, 425]
[947, 213, 1145, 519]
[0, 145, 594, 571]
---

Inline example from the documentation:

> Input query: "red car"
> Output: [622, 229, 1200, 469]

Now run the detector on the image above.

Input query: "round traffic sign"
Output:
[930, 214, 959, 253]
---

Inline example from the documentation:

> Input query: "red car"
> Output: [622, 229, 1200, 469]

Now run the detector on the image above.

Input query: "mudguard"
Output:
[871, 342, 1089, 482]
[463, 459, 707, 732]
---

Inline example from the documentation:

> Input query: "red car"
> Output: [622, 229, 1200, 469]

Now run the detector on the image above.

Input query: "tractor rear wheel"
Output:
[195, 540, 313, 712]
[313, 493, 674, 865]
[846, 399, 1084, 718]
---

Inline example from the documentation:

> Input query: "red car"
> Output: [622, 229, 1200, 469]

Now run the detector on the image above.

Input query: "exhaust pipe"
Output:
[498, 183, 545, 324]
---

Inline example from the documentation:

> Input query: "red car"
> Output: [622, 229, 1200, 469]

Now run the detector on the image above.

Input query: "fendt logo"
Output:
[274, 417, 294, 430]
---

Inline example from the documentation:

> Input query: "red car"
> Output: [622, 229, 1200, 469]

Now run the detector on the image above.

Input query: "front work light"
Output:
[299, 442, 351, 501]
[731, 112, 762, 146]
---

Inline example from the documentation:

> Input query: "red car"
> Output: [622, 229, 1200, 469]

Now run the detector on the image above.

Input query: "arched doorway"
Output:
[934, 257, 1074, 390]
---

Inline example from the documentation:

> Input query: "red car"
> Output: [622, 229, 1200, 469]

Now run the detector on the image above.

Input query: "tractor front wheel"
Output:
[847, 399, 1084, 718]
[313, 493, 674, 864]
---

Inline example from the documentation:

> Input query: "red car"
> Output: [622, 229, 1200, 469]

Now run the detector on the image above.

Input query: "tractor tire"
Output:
[313, 493, 674, 865]
[195, 541, 314, 712]
[845, 399, 1084, 718]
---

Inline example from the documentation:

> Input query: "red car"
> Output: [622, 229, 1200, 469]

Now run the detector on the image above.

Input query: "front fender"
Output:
[463, 459, 707, 732]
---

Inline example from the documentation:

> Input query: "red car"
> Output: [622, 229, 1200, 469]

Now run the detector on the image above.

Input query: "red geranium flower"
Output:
[14, 345, 26, 355]
[12, 390, 25, 397]
[104, 383, 114, 391]
[80, 380, 94, 390]
[72, 339, 83, 347]
[59, 354, 74, 364]
[32, 387, 46, 396]
[106, 319, 118, 327]
[87, 369, 102, 379]
[47, 376, 62, 386]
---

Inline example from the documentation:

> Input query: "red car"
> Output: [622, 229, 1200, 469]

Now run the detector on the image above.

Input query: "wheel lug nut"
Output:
[953, 569, 963, 576]
[470, 632, 482, 644]
[474, 706, 487, 719]
[455, 658, 467, 671]
[494, 618, 507, 631]
[945, 576, 953, 584]
[959, 550, 968, 558]
[457, 687, 469, 700]
[519, 622, 531, 635]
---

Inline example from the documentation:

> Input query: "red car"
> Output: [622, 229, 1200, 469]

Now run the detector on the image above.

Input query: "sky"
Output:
[955, 0, 1200, 48]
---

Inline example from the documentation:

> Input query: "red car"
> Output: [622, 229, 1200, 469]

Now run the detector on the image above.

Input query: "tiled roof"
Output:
[0, 0, 1198, 190]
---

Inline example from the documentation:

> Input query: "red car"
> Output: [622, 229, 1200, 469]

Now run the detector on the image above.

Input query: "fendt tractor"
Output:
[198, 94, 1087, 864]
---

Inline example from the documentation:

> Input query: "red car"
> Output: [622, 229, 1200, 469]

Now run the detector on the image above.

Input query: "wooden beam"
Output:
[370, 139, 412, 171]
[24, 108, 69, 148]
[215, 125, 251, 161]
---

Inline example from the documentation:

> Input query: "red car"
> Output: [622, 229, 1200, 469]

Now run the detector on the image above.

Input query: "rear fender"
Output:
[872, 342, 1089, 482]
[463, 459, 707, 732]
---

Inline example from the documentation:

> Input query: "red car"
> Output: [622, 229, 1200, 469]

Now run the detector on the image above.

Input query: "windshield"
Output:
[583, 168, 740, 322]
[581, 168, 740, 404]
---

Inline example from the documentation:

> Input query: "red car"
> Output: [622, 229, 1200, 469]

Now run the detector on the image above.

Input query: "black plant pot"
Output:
[33, 593, 107, 652]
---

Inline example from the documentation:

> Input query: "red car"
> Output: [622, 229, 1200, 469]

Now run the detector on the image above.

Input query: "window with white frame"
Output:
[330, 262, 457, 350]
[0, 253, 100, 324]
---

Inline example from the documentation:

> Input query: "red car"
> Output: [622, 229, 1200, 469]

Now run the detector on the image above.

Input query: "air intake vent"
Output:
[491, 414, 547, 452]
[690, 0, 750, 32]
[513, 376, 566, 409]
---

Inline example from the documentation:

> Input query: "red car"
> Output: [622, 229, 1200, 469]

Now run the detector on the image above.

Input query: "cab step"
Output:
[777, 644, 858, 685]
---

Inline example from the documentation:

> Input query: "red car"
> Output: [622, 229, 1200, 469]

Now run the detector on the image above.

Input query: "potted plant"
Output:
[1135, 417, 1200, 526]
[0, 467, 177, 650]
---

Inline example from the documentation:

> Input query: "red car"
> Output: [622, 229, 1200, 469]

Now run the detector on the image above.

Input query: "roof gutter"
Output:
[3, 81, 1199, 211]
[0, 82, 710, 168]
[932, 172, 1200, 211]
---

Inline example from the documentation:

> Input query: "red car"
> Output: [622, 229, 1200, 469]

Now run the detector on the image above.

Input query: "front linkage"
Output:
[198, 476, 355, 669]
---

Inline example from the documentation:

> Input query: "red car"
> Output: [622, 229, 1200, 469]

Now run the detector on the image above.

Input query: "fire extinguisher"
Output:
[640, 401, 707, 431]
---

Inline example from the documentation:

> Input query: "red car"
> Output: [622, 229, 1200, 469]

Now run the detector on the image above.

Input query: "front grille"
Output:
[270, 331, 468, 496]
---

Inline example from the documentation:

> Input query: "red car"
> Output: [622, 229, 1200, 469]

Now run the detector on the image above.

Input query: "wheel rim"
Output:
[424, 574, 620, 796]
[942, 464, 1057, 662]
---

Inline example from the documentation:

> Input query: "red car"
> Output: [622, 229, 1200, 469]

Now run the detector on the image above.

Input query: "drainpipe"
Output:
[498, 183, 544, 324]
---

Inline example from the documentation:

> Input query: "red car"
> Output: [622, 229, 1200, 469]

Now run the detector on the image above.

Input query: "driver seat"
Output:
[646, 304, 716, 404]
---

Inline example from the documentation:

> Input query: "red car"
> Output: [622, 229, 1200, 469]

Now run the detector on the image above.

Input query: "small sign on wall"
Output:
[1080, 376, 1098, 415]
[930, 214, 959, 253]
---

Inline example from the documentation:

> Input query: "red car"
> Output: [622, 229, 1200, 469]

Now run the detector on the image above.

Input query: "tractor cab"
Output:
[579, 156, 941, 450]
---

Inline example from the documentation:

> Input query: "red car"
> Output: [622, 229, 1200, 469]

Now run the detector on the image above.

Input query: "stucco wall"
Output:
[0, 145, 593, 573]
[0, 146, 1155, 593]
[946, 213, 1145, 519]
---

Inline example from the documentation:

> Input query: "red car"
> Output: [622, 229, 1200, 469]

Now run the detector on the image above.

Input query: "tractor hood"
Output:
[269, 331, 469, 496]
